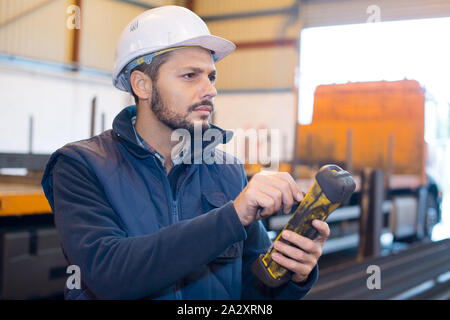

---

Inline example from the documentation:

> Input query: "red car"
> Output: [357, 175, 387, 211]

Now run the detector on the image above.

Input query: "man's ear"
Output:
[130, 70, 152, 100]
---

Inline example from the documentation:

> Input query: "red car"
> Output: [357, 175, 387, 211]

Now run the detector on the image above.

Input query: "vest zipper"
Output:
[172, 199, 183, 300]
[152, 157, 184, 300]
[172, 200, 179, 223]
[170, 166, 197, 301]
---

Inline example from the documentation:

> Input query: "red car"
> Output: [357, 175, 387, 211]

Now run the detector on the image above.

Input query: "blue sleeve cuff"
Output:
[280, 263, 319, 299]
[221, 200, 247, 242]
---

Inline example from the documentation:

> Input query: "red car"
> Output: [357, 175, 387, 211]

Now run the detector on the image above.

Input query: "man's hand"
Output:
[272, 219, 330, 283]
[233, 171, 304, 226]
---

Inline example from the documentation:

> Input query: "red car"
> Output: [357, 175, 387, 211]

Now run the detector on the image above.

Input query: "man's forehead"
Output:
[164, 47, 216, 70]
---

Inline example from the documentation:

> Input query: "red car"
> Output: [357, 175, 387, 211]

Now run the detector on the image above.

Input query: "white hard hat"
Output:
[113, 5, 236, 92]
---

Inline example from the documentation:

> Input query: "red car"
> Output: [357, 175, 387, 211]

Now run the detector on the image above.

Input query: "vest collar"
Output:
[112, 105, 234, 161]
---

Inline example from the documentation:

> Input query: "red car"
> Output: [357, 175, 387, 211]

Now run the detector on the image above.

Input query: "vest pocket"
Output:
[214, 242, 242, 264]
[201, 192, 242, 263]
[200, 191, 229, 213]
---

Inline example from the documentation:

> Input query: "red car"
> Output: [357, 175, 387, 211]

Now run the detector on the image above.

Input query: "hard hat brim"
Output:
[173, 34, 236, 62]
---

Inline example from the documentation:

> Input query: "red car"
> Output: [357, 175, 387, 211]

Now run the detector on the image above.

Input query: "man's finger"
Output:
[281, 230, 321, 256]
[312, 219, 330, 240]
[255, 183, 284, 214]
[260, 171, 303, 203]
[273, 240, 313, 265]
[272, 252, 311, 278]
[256, 173, 295, 214]
[249, 188, 276, 218]
[276, 172, 303, 202]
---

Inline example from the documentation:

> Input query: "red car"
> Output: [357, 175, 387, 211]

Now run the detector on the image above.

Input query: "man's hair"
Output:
[130, 51, 173, 104]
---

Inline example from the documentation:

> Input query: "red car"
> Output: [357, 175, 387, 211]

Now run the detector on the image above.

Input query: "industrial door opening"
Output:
[297, 17, 450, 241]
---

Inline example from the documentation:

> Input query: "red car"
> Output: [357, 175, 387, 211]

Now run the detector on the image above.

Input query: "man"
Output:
[41, 5, 330, 300]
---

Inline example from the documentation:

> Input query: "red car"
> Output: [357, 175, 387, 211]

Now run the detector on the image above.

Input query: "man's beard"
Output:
[150, 84, 213, 133]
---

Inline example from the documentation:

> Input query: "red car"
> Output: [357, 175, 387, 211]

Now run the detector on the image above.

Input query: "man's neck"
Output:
[135, 104, 174, 171]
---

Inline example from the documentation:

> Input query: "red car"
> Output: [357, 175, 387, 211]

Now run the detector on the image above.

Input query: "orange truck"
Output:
[291, 79, 442, 243]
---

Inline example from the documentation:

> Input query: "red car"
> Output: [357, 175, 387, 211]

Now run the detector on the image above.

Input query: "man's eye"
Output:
[183, 73, 195, 79]
[208, 74, 216, 83]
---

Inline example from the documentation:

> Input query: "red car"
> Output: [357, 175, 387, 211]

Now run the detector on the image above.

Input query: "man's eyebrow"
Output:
[180, 67, 216, 74]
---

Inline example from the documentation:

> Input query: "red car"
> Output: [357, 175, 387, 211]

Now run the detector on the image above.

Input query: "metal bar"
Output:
[28, 115, 34, 154]
[318, 238, 448, 281]
[346, 128, 353, 173]
[71, 0, 82, 71]
[369, 170, 383, 256]
[0, 0, 56, 29]
[411, 278, 450, 300]
[235, 38, 296, 50]
[112, 0, 156, 10]
[357, 169, 383, 260]
[0, 54, 111, 79]
[0, 153, 50, 170]
[90, 96, 96, 137]
[113, 0, 298, 22]
[342, 247, 450, 299]
[416, 187, 428, 239]
[382, 257, 450, 299]
[0, 192, 52, 216]
[306, 239, 450, 300]
[357, 168, 371, 261]
[313, 240, 440, 290]
[306, 134, 312, 166]
[101, 112, 105, 132]
[202, 6, 295, 22]
[217, 88, 293, 95]
[386, 132, 394, 189]
[185, 0, 195, 11]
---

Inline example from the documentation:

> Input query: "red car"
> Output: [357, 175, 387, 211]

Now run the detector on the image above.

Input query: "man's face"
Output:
[150, 47, 217, 132]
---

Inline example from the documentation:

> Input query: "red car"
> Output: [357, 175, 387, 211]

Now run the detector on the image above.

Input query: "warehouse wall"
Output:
[4, 0, 448, 80]
[195, 0, 301, 91]
[79, 0, 148, 71]
[0, 0, 68, 64]
[0, 60, 130, 153]
[302, 0, 450, 27]
[0, 0, 302, 160]
[192, 0, 301, 161]
[1, 0, 450, 159]
[0, 0, 186, 70]
[214, 92, 296, 163]
[0, 0, 174, 153]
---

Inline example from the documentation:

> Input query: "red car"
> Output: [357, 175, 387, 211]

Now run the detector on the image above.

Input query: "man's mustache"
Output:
[188, 100, 214, 113]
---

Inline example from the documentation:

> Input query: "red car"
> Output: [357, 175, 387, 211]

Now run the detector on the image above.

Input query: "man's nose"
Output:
[199, 76, 217, 100]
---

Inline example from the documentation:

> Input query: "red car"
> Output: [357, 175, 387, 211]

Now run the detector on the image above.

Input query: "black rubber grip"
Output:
[251, 254, 291, 288]
[316, 164, 355, 204]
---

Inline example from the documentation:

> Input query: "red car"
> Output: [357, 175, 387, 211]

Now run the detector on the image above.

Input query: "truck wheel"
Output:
[424, 193, 438, 239]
